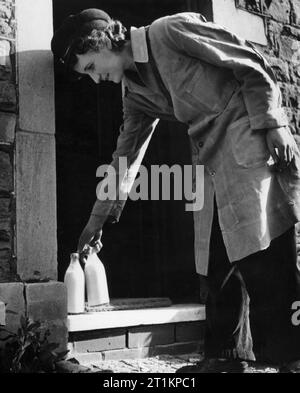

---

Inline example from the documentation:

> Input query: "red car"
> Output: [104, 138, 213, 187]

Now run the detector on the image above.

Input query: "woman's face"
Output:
[73, 48, 125, 84]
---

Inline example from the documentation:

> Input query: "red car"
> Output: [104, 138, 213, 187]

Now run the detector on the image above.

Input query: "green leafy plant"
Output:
[0, 314, 68, 373]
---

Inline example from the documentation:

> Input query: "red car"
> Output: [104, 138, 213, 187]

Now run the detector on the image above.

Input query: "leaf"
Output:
[43, 330, 51, 339]
[17, 327, 23, 338]
[34, 331, 41, 342]
[23, 341, 33, 350]
[0, 334, 15, 341]
[20, 314, 27, 330]
[55, 350, 69, 361]
[13, 348, 26, 366]
[42, 342, 59, 352]
[1, 314, 69, 373]
[27, 321, 41, 331]
[27, 331, 37, 338]
[40, 351, 56, 362]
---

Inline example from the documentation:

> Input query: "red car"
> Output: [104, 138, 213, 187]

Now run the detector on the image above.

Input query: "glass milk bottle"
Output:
[84, 246, 110, 307]
[64, 253, 85, 313]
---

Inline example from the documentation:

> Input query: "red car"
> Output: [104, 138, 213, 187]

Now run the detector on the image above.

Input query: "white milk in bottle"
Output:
[64, 252, 85, 313]
[84, 246, 110, 307]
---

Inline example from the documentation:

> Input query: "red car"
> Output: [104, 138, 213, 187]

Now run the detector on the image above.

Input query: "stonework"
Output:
[291, 0, 300, 26]
[0, 81, 15, 111]
[0, 112, 16, 143]
[16, 132, 57, 281]
[0, 249, 12, 282]
[25, 282, 68, 351]
[0, 1, 15, 284]
[257, 0, 300, 265]
[69, 321, 204, 361]
[0, 0, 67, 352]
[268, 0, 291, 24]
[0, 151, 12, 193]
[0, 0, 57, 284]
[0, 40, 12, 80]
[0, 283, 25, 333]
[260, 1, 300, 137]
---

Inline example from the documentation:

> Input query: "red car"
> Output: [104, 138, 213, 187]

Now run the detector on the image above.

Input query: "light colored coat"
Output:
[91, 12, 300, 275]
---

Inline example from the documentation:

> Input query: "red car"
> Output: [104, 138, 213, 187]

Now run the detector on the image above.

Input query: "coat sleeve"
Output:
[159, 12, 288, 130]
[90, 94, 159, 227]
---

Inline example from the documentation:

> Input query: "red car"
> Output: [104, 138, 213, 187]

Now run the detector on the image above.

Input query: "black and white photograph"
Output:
[0, 0, 300, 379]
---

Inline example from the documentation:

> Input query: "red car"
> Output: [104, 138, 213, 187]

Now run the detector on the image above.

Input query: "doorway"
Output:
[52, 0, 212, 302]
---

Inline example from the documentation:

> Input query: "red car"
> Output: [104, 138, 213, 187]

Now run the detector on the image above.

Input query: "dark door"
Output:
[53, 0, 212, 302]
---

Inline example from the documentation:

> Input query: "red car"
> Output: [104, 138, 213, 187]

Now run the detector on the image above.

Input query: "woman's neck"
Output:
[122, 40, 137, 72]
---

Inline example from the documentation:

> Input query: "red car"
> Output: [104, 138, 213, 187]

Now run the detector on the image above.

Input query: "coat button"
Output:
[198, 141, 204, 148]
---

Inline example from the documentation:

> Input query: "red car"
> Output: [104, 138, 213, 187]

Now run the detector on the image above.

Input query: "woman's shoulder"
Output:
[150, 12, 206, 30]
[149, 12, 207, 40]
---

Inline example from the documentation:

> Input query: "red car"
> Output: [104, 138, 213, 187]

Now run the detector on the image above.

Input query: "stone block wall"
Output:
[0, 0, 16, 283]
[0, 0, 67, 352]
[255, 0, 300, 264]
[259, 0, 300, 139]
[68, 321, 205, 362]
[0, 0, 57, 283]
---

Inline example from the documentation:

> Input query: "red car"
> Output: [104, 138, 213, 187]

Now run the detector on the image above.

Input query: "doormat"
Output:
[85, 297, 172, 312]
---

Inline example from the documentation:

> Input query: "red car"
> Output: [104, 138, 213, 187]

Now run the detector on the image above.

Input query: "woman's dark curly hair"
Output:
[68, 19, 127, 70]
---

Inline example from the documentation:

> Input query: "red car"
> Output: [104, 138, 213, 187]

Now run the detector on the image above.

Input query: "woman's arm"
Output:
[155, 13, 299, 166]
[77, 97, 159, 252]
[157, 12, 288, 131]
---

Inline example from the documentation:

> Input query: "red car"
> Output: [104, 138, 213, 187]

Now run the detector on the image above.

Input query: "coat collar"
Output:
[130, 26, 149, 63]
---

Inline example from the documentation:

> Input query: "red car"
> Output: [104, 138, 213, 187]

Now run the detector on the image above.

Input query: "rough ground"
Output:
[74, 353, 279, 373]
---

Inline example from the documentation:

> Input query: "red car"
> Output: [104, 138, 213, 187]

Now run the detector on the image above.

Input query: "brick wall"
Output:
[0, 0, 57, 284]
[255, 0, 300, 264]
[68, 321, 205, 362]
[259, 1, 300, 138]
[0, 0, 16, 283]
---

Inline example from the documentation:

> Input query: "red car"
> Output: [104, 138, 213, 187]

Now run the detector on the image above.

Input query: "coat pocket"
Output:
[228, 116, 270, 168]
[184, 66, 236, 114]
[171, 57, 237, 116]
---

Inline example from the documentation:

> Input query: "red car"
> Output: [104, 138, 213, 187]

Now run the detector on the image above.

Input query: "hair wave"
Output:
[69, 19, 127, 69]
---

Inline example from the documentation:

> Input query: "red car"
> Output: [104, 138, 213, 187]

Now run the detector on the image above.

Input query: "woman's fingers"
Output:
[90, 230, 103, 251]
[93, 242, 102, 253]
[278, 145, 287, 163]
[267, 141, 279, 165]
[286, 145, 293, 165]
[266, 137, 277, 163]
[266, 127, 299, 171]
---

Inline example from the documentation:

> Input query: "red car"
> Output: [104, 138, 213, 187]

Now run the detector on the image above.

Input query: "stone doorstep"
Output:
[68, 304, 205, 332]
[67, 304, 205, 361]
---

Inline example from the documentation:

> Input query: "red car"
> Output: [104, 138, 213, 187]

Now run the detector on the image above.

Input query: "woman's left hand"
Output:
[266, 126, 299, 171]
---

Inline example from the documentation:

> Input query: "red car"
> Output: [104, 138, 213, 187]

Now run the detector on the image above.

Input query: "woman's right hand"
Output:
[77, 215, 103, 254]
